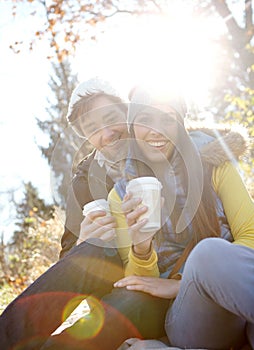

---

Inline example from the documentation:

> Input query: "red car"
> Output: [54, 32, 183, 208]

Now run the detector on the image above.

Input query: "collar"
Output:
[94, 150, 123, 178]
[94, 150, 107, 168]
[94, 150, 119, 167]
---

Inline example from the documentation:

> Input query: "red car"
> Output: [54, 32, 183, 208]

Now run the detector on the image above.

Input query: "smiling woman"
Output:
[133, 106, 179, 164]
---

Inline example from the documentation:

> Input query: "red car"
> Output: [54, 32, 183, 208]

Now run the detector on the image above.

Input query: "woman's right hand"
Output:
[121, 192, 155, 255]
[77, 210, 116, 244]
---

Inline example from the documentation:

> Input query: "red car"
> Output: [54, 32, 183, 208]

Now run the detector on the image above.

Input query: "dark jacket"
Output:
[60, 149, 114, 258]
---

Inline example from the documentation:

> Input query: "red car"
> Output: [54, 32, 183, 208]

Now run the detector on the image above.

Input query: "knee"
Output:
[189, 237, 228, 261]
[183, 238, 230, 280]
[102, 288, 167, 314]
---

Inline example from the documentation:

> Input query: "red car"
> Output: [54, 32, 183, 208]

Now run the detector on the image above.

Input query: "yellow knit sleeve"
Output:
[108, 188, 159, 276]
[212, 161, 254, 249]
[125, 249, 160, 277]
[107, 188, 131, 266]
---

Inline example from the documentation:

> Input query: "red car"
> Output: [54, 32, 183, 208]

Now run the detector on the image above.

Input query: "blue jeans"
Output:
[165, 238, 254, 349]
[0, 239, 169, 350]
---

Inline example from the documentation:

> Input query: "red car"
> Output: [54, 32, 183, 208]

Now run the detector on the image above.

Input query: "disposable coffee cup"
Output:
[126, 177, 162, 233]
[83, 199, 110, 218]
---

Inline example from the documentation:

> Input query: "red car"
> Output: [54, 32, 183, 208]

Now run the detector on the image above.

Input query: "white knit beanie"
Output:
[66, 77, 121, 122]
[128, 85, 187, 128]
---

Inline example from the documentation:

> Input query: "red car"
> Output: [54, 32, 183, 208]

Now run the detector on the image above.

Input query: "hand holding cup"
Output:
[123, 177, 163, 253]
[78, 199, 116, 244]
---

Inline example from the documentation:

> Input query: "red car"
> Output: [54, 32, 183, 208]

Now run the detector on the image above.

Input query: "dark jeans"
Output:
[0, 239, 169, 350]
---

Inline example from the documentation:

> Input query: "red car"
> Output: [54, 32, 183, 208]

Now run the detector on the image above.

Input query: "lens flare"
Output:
[62, 296, 105, 340]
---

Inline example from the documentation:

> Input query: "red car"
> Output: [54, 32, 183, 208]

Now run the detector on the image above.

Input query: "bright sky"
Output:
[75, 12, 226, 105]
[0, 0, 238, 242]
[0, 1, 52, 240]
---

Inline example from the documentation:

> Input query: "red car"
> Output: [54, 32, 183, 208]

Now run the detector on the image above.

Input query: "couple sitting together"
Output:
[1, 77, 254, 350]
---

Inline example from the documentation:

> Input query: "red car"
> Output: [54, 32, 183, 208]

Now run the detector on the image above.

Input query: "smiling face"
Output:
[75, 95, 129, 160]
[133, 104, 179, 163]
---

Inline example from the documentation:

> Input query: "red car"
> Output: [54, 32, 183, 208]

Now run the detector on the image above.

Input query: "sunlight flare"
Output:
[74, 4, 226, 109]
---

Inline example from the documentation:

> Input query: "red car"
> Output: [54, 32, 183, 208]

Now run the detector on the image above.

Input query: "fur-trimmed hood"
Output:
[187, 123, 249, 167]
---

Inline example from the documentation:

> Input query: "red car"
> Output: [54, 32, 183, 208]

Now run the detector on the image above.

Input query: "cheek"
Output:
[162, 126, 178, 143]
[133, 125, 147, 140]
[116, 123, 128, 135]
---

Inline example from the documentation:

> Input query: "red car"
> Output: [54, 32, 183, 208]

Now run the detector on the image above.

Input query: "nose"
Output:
[148, 124, 163, 136]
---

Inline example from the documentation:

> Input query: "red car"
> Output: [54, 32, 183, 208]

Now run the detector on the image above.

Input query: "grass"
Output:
[0, 284, 21, 314]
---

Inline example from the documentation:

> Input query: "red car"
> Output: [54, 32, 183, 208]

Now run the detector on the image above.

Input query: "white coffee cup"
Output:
[83, 199, 110, 217]
[126, 177, 162, 233]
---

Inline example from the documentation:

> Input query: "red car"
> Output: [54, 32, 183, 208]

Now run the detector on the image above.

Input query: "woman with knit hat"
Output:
[108, 84, 254, 349]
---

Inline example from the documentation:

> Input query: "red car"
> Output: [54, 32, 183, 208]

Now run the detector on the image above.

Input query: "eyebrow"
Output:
[136, 111, 177, 119]
[102, 111, 117, 119]
[160, 112, 177, 118]
[83, 109, 121, 129]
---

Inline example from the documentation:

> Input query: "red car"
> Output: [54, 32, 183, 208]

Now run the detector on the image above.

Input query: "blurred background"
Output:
[0, 0, 253, 309]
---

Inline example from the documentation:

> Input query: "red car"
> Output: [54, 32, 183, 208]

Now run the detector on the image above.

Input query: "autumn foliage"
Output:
[0, 207, 63, 313]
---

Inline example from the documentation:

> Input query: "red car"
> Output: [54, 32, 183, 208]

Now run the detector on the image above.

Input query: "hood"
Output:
[187, 123, 249, 167]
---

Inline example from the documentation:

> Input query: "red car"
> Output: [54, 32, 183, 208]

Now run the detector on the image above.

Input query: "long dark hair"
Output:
[128, 115, 221, 248]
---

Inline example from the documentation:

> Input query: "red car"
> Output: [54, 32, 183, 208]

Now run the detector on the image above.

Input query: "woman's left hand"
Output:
[114, 275, 181, 299]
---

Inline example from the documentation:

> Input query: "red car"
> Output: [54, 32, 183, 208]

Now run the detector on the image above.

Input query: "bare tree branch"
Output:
[245, 0, 254, 36]
[149, 0, 163, 13]
[211, 1, 245, 45]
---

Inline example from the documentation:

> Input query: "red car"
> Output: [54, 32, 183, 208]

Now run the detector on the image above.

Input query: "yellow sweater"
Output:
[108, 161, 254, 277]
